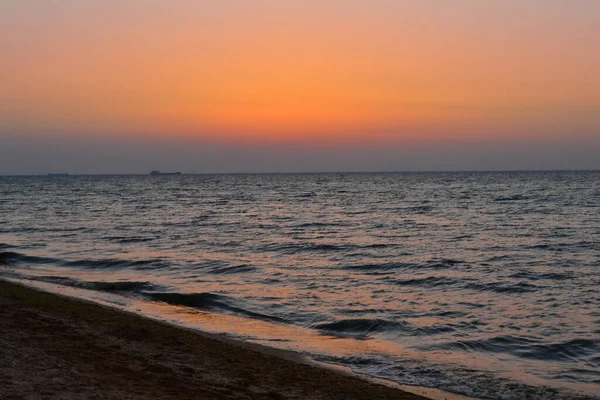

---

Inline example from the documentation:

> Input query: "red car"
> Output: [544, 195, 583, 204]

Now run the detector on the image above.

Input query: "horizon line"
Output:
[1, 169, 600, 177]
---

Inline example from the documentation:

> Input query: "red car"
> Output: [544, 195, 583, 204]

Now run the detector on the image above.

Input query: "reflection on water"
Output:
[1, 172, 600, 399]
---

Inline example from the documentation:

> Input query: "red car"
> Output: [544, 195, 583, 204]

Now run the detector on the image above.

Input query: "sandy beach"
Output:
[0, 280, 429, 400]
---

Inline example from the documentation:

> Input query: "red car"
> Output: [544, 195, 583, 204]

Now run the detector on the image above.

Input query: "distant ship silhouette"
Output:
[150, 170, 181, 176]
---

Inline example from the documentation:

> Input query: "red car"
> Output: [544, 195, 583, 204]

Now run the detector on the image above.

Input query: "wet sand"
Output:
[0, 280, 429, 400]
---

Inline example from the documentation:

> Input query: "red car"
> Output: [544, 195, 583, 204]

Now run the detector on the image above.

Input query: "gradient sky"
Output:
[1, 0, 599, 174]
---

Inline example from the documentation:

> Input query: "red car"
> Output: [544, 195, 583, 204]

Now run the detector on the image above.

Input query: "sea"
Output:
[1, 172, 599, 399]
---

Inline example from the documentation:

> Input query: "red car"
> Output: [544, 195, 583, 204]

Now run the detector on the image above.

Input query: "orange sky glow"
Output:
[2, 1, 599, 149]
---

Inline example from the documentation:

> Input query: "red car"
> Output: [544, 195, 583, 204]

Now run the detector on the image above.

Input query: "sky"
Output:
[1, 0, 599, 174]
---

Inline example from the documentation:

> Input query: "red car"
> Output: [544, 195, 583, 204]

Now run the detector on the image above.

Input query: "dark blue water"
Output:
[1, 172, 599, 399]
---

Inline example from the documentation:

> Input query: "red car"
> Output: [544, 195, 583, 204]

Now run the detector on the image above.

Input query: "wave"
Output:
[312, 318, 409, 337]
[208, 264, 257, 274]
[103, 236, 156, 243]
[33, 276, 162, 293]
[263, 241, 410, 255]
[458, 301, 486, 309]
[342, 259, 464, 273]
[526, 339, 600, 362]
[290, 222, 334, 228]
[0, 251, 58, 266]
[297, 243, 353, 252]
[146, 292, 285, 323]
[0, 243, 16, 250]
[296, 192, 317, 198]
[464, 281, 542, 294]
[62, 258, 169, 270]
[342, 262, 420, 272]
[391, 276, 465, 288]
[262, 242, 356, 254]
[509, 271, 575, 281]
[427, 336, 600, 362]
[362, 243, 392, 249]
[526, 242, 600, 252]
[0, 250, 168, 271]
[493, 194, 530, 202]
[9, 271, 283, 325]
[398, 205, 433, 214]
[414, 324, 459, 335]
[431, 258, 464, 267]
[0, 227, 89, 234]
[485, 254, 513, 262]
[312, 317, 461, 338]
[321, 354, 598, 400]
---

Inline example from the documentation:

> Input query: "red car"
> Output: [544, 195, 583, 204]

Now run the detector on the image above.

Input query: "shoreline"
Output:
[0, 279, 438, 400]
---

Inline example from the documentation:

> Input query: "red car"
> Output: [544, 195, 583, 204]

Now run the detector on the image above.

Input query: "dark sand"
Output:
[0, 281, 429, 400]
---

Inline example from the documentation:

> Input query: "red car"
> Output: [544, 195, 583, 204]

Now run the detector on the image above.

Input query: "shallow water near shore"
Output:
[1, 172, 599, 399]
